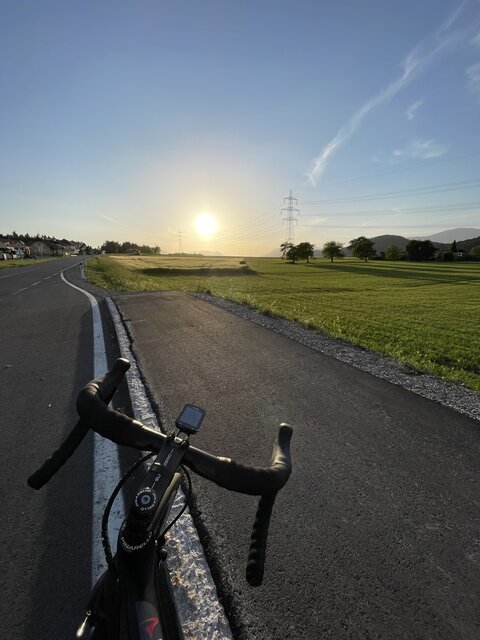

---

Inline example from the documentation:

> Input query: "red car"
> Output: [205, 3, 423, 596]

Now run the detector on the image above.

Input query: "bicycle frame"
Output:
[116, 473, 184, 640]
[85, 438, 189, 640]
[28, 359, 293, 639]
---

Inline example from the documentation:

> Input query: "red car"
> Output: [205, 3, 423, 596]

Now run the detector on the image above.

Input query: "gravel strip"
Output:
[194, 292, 480, 423]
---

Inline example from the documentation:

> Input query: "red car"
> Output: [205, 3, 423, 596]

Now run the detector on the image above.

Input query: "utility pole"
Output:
[177, 230, 184, 254]
[281, 190, 299, 244]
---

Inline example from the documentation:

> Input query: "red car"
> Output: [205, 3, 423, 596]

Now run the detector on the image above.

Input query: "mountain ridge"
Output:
[268, 227, 480, 257]
[410, 227, 480, 243]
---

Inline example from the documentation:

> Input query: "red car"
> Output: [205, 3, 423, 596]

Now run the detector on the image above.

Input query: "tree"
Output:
[121, 241, 140, 253]
[296, 242, 315, 263]
[470, 245, 480, 257]
[405, 239, 436, 261]
[450, 239, 457, 253]
[101, 240, 121, 253]
[286, 244, 300, 263]
[441, 251, 454, 261]
[322, 240, 344, 262]
[280, 241, 293, 259]
[384, 244, 402, 261]
[348, 236, 375, 262]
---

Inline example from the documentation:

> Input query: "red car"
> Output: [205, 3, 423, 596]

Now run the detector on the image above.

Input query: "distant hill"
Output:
[267, 227, 480, 258]
[436, 235, 480, 252]
[461, 235, 480, 251]
[337, 235, 410, 257]
[411, 228, 480, 243]
[369, 235, 410, 251]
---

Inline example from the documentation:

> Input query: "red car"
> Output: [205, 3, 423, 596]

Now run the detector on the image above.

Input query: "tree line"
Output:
[101, 240, 161, 254]
[280, 237, 374, 263]
[3, 233, 163, 256]
[281, 237, 480, 263]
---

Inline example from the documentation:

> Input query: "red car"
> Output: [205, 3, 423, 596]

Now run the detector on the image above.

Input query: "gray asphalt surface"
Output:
[0, 258, 94, 638]
[0, 259, 128, 639]
[115, 291, 480, 640]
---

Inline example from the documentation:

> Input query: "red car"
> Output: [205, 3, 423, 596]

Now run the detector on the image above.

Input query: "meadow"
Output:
[87, 255, 480, 393]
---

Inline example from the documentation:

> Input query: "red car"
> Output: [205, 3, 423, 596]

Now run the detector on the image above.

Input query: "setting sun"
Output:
[194, 212, 218, 238]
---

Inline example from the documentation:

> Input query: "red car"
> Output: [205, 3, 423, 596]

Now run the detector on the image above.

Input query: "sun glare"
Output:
[195, 212, 218, 238]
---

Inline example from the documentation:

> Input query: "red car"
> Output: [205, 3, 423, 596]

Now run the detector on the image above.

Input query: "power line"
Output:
[213, 206, 279, 241]
[300, 223, 476, 230]
[301, 200, 480, 217]
[317, 151, 480, 188]
[302, 179, 480, 205]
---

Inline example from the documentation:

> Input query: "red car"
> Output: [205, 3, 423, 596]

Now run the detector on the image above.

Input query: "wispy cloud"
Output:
[471, 32, 480, 47]
[98, 213, 123, 225]
[466, 62, 480, 99]
[393, 139, 447, 159]
[406, 99, 424, 120]
[306, 3, 467, 186]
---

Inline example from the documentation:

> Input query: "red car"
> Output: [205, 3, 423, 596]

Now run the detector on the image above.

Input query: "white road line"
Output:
[4, 260, 84, 293]
[60, 270, 125, 585]
[106, 297, 233, 640]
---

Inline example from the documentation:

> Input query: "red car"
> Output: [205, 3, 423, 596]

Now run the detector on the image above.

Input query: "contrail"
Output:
[306, 2, 468, 186]
[98, 213, 123, 225]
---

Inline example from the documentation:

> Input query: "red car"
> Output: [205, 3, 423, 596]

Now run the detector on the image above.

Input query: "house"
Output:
[58, 239, 79, 255]
[0, 237, 30, 257]
[455, 249, 468, 258]
[0, 237, 17, 257]
[29, 239, 66, 257]
[10, 239, 28, 257]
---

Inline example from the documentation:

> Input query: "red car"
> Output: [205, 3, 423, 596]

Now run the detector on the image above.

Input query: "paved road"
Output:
[0, 258, 127, 639]
[3, 263, 479, 639]
[115, 291, 480, 640]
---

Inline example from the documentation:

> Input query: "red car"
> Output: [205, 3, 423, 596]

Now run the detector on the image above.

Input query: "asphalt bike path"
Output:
[113, 291, 480, 640]
[0, 258, 130, 639]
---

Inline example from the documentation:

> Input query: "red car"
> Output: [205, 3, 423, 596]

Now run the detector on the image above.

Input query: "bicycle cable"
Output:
[101, 451, 156, 574]
[160, 464, 192, 538]
[101, 456, 192, 573]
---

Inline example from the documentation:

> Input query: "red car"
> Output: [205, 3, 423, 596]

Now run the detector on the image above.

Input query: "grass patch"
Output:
[87, 255, 480, 393]
[0, 257, 60, 269]
[138, 266, 255, 277]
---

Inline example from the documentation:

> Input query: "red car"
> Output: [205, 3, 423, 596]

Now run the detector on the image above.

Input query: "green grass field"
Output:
[87, 255, 480, 393]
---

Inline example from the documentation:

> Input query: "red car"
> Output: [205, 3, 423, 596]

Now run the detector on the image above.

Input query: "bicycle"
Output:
[28, 358, 293, 639]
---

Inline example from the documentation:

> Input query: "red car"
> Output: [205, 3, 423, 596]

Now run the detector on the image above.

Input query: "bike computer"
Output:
[175, 404, 205, 434]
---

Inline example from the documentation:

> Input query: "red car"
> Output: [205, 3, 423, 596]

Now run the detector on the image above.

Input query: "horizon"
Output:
[1, 1, 480, 254]
[2, 225, 479, 258]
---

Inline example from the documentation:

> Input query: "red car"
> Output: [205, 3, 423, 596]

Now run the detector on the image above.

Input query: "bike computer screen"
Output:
[175, 404, 205, 434]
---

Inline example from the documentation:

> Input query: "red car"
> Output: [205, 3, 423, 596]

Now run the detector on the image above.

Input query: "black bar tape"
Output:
[185, 424, 293, 495]
[246, 492, 276, 586]
[27, 420, 90, 490]
[27, 359, 131, 490]
[77, 387, 165, 450]
[90, 358, 131, 404]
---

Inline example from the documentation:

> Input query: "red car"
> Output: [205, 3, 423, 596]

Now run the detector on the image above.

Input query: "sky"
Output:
[1, 0, 480, 255]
